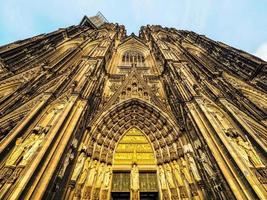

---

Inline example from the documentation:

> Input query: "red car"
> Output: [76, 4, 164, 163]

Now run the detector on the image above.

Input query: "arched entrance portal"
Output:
[85, 100, 186, 200]
[112, 127, 158, 200]
[65, 100, 204, 200]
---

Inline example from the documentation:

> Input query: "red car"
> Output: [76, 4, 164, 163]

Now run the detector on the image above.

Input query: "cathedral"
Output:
[0, 12, 267, 200]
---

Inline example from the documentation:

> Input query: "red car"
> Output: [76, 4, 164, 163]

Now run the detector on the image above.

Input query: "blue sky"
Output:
[0, 0, 267, 60]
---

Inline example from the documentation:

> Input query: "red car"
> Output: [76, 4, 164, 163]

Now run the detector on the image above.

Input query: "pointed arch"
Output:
[87, 99, 182, 165]
[113, 127, 156, 166]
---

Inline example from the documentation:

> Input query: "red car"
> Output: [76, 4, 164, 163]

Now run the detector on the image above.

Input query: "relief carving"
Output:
[71, 148, 86, 182]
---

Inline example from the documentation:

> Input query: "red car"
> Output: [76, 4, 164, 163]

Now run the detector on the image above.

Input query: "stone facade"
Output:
[0, 14, 266, 200]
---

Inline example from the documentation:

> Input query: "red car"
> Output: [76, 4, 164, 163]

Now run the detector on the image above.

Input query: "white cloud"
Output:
[255, 43, 267, 61]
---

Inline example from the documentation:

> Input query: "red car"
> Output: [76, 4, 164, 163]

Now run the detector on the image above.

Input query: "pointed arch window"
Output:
[122, 51, 145, 67]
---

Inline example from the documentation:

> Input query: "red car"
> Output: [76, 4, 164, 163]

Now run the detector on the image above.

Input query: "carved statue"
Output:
[181, 157, 193, 183]
[19, 133, 45, 166]
[226, 128, 266, 169]
[5, 139, 24, 166]
[96, 163, 105, 188]
[194, 139, 202, 149]
[71, 138, 78, 149]
[158, 165, 168, 190]
[85, 160, 98, 187]
[183, 143, 201, 181]
[188, 156, 201, 181]
[171, 161, 184, 186]
[164, 164, 176, 188]
[183, 143, 194, 154]
[199, 149, 215, 177]
[77, 157, 91, 185]
[71, 151, 86, 182]
[131, 164, 139, 191]
[58, 150, 75, 178]
[235, 136, 265, 168]
[82, 160, 98, 199]
[5, 134, 36, 167]
[130, 163, 140, 200]
[73, 157, 90, 198]
[103, 165, 112, 189]
[132, 84, 138, 95]
[92, 163, 105, 200]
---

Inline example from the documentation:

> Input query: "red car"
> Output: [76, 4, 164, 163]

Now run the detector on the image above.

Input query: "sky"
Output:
[0, 0, 267, 61]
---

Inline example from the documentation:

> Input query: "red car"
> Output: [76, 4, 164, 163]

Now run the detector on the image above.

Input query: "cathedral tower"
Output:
[0, 13, 266, 200]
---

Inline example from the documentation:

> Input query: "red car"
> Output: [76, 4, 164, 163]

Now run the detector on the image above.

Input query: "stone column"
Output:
[186, 100, 253, 200]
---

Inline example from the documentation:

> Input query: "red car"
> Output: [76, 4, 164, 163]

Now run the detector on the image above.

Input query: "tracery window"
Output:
[122, 50, 145, 67]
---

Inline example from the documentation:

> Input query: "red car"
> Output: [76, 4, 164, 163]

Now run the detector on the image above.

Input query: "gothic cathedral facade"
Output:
[0, 13, 267, 200]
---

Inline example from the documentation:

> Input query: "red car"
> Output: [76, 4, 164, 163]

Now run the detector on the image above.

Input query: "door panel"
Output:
[140, 192, 158, 200]
[111, 192, 130, 200]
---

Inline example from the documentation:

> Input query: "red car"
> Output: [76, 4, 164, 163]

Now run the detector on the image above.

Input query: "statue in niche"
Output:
[100, 165, 112, 200]
[5, 134, 36, 167]
[103, 165, 112, 189]
[71, 149, 86, 182]
[71, 138, 78, 149]
[226, 129, 265, 168]
[172, 160, 190, 198]
[59, 138, 78, 179]
[181, 157, 193, 184]
[131, 164, 140, 200]
[188, 156, 201, 182]
[158, 165, 168, 190]
[132, 83, 138, 95]
[94, 163, 105, 200]
[171, 161, 184, 186]
[87, 160, 98, 181]
[235, 136, 265, 168]
[164, 164, 179, 199]
[159, 165, 171, 200]
[96, 163, 105, 188]
[131, 164, 139, 191]
[5, 138, 25, 167]
[164, 164, 176, 188]
[74, 157, 90, 198]
[77, 157, 91, 185]
[183, 144, 201, 181]
[83, 160, 98, 199]
[58, 150, 75, 178]
[212, 110, 233, 130]
[19, 133, 45, 166]
[194, 139, 202, 150]
[198, 149, 215, 177]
